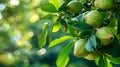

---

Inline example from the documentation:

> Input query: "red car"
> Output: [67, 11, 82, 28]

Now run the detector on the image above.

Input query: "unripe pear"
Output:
[85, 10, 103, 28]
[74, 39, 89, 58]
[96, 27, 114, 46]
[67, 1, 83, 13]
[84, 52, 99, 60]
[94, 0, 115, 11]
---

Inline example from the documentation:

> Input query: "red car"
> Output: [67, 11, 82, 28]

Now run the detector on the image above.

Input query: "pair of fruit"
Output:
[74, 27, 114, 59]
[74, 39, 99, 60]
[85, 10, 114, 45]
[67, 1, 114, 28]
[67, 0, 114, 28]
[67, 0, 115, 13]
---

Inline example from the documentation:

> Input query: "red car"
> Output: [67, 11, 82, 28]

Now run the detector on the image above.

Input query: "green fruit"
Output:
[96, 27, 114, 46]
[67, 1, 82, 13]
[74, 39, 89, 58]
[94, 0, 114, 11]
[84, 52, 99, 60]
[85, 10, 103, 28]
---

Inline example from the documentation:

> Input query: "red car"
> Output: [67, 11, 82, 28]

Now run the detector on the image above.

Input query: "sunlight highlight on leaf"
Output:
[49, 0, 63, 9]
[56, 42, 74, 67]
[49, 36, 74, 48]
[52, 22, 61, 32]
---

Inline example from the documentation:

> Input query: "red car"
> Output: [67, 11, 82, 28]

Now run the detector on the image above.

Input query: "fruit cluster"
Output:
[66, 0, 115, 60]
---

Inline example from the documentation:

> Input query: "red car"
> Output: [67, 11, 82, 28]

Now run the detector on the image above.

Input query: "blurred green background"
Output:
[0, 0, 119, 67]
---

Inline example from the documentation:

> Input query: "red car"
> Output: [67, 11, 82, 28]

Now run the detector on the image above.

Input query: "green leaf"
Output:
[49, 0, 63, 9]
[85, 35, 97, 52]
[96, 55, 113, 67]
[48, 23, 53, 45]
[72, 12, 88, 23]
[79, 30, 92, 38]
[107, 59, 113, 67]
[38, 24, 48, 48]
[67, 24, 78, 37]
[58, 3, 67, 12]
[41, 3, 57, 13]
[107, 15, 117, 27]
[49, 36, 74, 48]
[95, 57, 100, 65]
[63, 0, 72, 3]
[73, 23, 92, 30]
[72, 13, 84, 23]
[111, 27, 120, 41]
[98, 56, 107, 67]
[40, 14, 56, 20]
[64, 14, 90, 30]
[52, 21, 61, 32]
[106, 54, 120, 64]
[56, 42, 74, 67]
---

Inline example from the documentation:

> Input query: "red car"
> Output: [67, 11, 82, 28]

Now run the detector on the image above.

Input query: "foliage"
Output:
[1, 0, 120, 67]
[39, 0, 120, 67]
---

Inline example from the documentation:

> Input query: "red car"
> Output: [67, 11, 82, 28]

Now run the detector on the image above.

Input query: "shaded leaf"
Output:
[63, 0, 72, 3]
[65, 17, 92, 30]
[41, 3, 57, 13]
[58, 0, 71, 12]
[58, 3, 67, 12]
[98, 56, 107, 67]
[85, 35, 97, 52]
[106, 54, 120, 64]
[56, 42, 74, 67]
[48, 23, 53, 44]
[49, 36, 74, 48]
[102, 36, 120, 57]
[107, 15, 117, 27]
[96, 57, 112, 67]
[111, 27, 120, 41]
[65, 18, 76, 25]
[38, 24, 48, 48]
[73, 23, 92, 30]
[40, 14, 56, 20]
[79, 30, 92, 38]
[72, 13, 85, 23]
[72, 12, 88, 22]
[67, 24, 78, 37]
